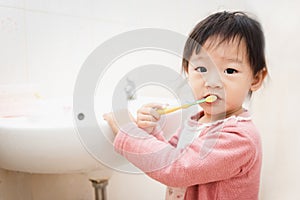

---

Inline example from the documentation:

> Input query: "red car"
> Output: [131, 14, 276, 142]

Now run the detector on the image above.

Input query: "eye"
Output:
[195, 66, 207, 73]
[224, 68, 238, 74]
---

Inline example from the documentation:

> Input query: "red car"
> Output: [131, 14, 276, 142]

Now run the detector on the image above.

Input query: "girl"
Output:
[104, 11, 267, 200]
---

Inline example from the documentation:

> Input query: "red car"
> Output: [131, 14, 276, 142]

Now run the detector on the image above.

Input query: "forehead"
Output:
[191, 36, 248, 63]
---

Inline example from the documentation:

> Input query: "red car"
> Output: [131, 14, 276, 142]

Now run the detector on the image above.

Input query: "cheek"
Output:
[188, 77, 204, 97]
[188, 75, 196, 86]
[225, 86, 249, 105]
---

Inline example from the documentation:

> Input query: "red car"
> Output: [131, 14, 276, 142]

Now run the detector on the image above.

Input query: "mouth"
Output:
[203, 94, 221, 100]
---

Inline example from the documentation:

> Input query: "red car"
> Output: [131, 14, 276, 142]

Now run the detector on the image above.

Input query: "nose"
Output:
[203, 71, 222, 88]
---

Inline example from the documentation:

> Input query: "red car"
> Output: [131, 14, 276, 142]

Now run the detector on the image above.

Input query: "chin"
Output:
[203, 108, 227, 118]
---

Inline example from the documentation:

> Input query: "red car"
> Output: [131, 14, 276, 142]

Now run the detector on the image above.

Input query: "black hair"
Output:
[182, 11, 267, 76]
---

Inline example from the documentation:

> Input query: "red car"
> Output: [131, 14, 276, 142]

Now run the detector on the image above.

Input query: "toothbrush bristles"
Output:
[205, 95, 217, 103]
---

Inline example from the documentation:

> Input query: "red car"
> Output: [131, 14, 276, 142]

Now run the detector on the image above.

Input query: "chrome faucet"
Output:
[124, 77, 136, 100]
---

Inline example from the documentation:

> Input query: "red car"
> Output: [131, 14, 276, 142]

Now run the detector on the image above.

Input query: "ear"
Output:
[250, 67, 268, 92]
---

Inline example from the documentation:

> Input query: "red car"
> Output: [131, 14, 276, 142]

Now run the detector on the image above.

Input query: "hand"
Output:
[103, 109, 135, 136]
[136, 103, 164, 134]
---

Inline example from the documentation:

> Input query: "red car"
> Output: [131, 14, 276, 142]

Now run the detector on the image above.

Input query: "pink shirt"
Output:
[114, 110, 262, 200]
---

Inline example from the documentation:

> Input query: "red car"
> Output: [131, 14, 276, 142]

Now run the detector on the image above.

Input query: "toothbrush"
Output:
[157, 95, 217, 115]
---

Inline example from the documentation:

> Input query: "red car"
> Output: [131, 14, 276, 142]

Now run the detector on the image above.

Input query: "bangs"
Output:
[182, 11, 266, 75]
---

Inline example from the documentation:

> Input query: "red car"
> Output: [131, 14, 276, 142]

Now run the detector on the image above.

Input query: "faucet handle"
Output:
[124, 77, 136, 100]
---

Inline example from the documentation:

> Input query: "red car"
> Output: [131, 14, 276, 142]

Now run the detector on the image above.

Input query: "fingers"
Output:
[138, 113, 155, 121]
[136, 102, 166, 133]
[103, 112, 113, 122]
[137, 103, 165, 120]
[138, 108, 159, 121]
[103, 102, 166, 135]
[137, 112, 158, 129]
[103, 112, 120, 135]
[136, 120, 157, 129]
[103, 109, 136, 135]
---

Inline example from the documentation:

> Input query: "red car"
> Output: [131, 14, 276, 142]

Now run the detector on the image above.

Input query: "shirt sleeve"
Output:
[113, 121, 258, 188]
[151, 126, 180, 148]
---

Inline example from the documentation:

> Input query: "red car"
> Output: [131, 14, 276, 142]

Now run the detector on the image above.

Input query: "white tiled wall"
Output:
[0, 6, 27, 84]
[26, 10, 94, 97]
[0, 0, 24, 8]
[25, 0, 92, 18]
[1, 0, 300, 199]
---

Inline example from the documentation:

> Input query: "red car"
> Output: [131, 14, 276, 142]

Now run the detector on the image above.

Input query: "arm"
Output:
[104, 102, 176, 143]
[114, 123, 258, 187]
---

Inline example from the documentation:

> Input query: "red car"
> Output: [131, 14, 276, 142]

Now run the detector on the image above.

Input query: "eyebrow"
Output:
[223, 57, 243, 64]
[189, 55, 208, 63]
[190, 55, 243, 64]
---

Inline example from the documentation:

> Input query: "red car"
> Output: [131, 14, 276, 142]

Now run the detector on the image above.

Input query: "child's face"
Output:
[187, 37, 256, 120]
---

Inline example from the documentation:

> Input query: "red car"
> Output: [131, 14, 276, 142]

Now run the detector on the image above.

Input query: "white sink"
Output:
[0, 96, 185, 175]
[0, 98, 106, 174]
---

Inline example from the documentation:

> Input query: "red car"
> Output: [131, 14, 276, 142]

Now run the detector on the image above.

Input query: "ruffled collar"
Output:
[187, 109, 252, 127]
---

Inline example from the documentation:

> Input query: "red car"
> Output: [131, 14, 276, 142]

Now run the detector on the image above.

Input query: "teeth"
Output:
[206, 95, 217, 103]
[206, 94, 216, 98]
[204, 94, 219, 101]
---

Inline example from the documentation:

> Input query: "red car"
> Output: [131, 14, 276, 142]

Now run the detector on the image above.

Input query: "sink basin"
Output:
[0, 96, 184, 174]
[0, 98, 105, 174]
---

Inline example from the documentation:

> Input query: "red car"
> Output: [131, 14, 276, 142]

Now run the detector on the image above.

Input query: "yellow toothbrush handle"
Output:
[157, 106, 182, 115]
[155, 95, 217, 115]
[156, 104, 190, 115]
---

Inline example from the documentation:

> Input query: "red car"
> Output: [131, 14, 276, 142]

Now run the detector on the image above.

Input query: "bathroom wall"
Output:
[0, 169, 32, 200]
[1, 0, 300, 199]
[0, 168, 165, 200]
